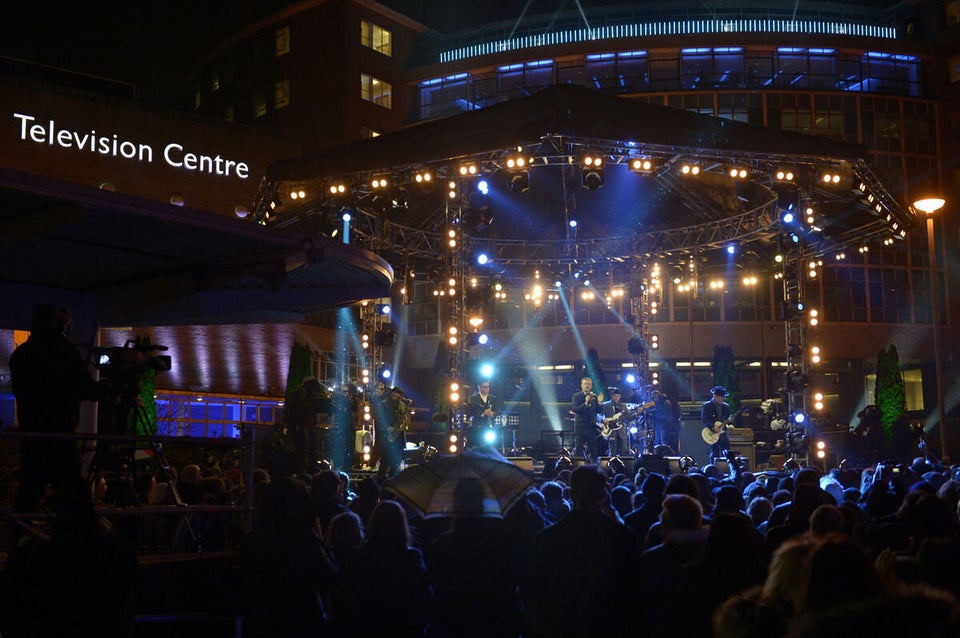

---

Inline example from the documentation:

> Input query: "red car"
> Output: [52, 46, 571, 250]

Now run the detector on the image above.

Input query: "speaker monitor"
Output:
[636, 454, 671, 476]
[679, 420, 708, 468]
[598, 456, 636, 475]
[506, 456, 534, 472]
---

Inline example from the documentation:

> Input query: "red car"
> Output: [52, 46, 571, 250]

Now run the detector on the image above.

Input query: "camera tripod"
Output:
[89, 385, 196, 544]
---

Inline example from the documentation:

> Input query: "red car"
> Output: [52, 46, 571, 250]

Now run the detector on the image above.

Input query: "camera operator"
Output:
[9, 304, 107, 513]
[286, 377, 325, 476]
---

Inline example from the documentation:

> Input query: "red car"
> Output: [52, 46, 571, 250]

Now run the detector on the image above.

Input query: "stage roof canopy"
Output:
[0, 168, 393, 329]
[258, 85, 910, 270]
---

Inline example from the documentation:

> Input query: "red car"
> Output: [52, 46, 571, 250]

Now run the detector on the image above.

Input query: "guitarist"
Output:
[601, 387, 631, 458]
[373, 384, 404, 476]
[701, 386, 732, 464]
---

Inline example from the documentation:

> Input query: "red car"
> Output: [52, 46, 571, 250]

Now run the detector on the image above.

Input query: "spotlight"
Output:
[378, 366, 392, 380]
[820, 171, 842, 185]
[726, 244, 737, 255]
[629, 157, 655, 173]
[775, 169, 795, 181]
[378, 303, 391, 315]
[649, 334, 659, 350]
[477, 179, 489, 195]
[581, 153, 604, 190]
[483, 428, 498, 445]
[475, 252, 490, 266]
[508, 171, 530, 193]
[505, 155, 527, 170]
[679, 163, 701, 176]
[781, 210, 795, 224]
[782, 300, 805, 320]
[328, 181, 350, 198]
[413, 170, 434, 190]
[728, 166, 749, 179]
[391, 187, 409, 209]
[458, 163, 478, 176]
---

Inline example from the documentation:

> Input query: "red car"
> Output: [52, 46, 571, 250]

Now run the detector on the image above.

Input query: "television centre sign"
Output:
[13, 112, 250, 179]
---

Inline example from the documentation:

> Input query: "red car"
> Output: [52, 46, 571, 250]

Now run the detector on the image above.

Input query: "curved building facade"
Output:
[183, 0, 960, 457]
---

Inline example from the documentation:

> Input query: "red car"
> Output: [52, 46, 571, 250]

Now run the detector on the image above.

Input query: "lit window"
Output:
[950, 54, 960, 84]
[275, 78, 290, 109]
[360, 126, 380, 138]
[361, 19, 392, 57]
[253, 91, 267, 117]
[275, 25, 290, 57]
[361, 73, 392, 109]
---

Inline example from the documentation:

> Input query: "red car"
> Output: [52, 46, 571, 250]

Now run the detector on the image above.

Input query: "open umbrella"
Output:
[383, 452, 534, 519]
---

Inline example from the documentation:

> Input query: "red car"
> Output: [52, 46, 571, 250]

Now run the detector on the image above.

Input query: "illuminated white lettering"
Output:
[14, 113, 247, 179]
[162, 143, 249, 178]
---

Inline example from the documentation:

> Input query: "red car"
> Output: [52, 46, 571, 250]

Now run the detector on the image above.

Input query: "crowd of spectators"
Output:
[4, 453, 960, 637]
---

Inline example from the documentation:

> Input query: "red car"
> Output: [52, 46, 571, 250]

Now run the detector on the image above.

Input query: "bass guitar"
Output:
[701, 416, 735, 445]
[598, 401, 654, 438]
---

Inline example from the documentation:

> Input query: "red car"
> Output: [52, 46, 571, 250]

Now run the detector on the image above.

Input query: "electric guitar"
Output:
[598, 401, 654, 438]
[701, 416, 735, 445]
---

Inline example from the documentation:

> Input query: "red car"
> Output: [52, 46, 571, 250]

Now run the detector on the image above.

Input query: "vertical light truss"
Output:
[781, 212, 809, 462]
[444, 175, 466, 405]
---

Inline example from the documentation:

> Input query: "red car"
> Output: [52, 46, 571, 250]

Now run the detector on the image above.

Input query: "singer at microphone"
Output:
[571, 377, 603, 461]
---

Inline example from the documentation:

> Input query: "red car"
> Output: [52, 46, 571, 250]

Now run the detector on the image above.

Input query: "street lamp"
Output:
[914, 196, 947, 460]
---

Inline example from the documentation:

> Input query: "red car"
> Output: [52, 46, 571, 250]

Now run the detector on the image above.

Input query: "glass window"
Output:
[744, 53, 773, 89]
[837, 56, 862, 91]
[714, 48, 744, 88]
[360, 19, 392, 57]
[361, 73, 392, 109]
[681, 48, 712, 89]
[275, 25, 290, 57]
[585, 53, 617, 91]
[863, 52, 920, 96]
[777, 49, 809, 89]
[808, 49, 836, 89]
[649, 53, 679, 91]
[253, 91, 267, 117]
[950, 54, 960, 84]
[717, 93, 748, 122]
[617, 51, 648, 92]
[557, 60, 585, 86]
[497, 60, 553, 100]
[274, 78, 290, 110]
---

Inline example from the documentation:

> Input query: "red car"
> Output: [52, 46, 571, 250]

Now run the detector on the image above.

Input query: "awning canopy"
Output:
[0, 168, 393, 329]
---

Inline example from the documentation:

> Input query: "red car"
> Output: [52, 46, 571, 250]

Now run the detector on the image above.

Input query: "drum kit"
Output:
[562, 402, 657, 456]
[612, 401, 656, 456]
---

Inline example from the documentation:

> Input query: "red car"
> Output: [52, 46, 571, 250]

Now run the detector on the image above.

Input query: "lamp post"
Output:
[915, 197, 947, 460]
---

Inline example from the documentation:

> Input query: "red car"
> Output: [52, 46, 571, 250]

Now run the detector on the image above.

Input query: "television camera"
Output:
[94, 338, 172, 376]
[93, 337, 171, 435]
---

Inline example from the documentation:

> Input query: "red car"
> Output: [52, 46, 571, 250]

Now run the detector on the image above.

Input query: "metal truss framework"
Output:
[254, 132, 912, 432]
